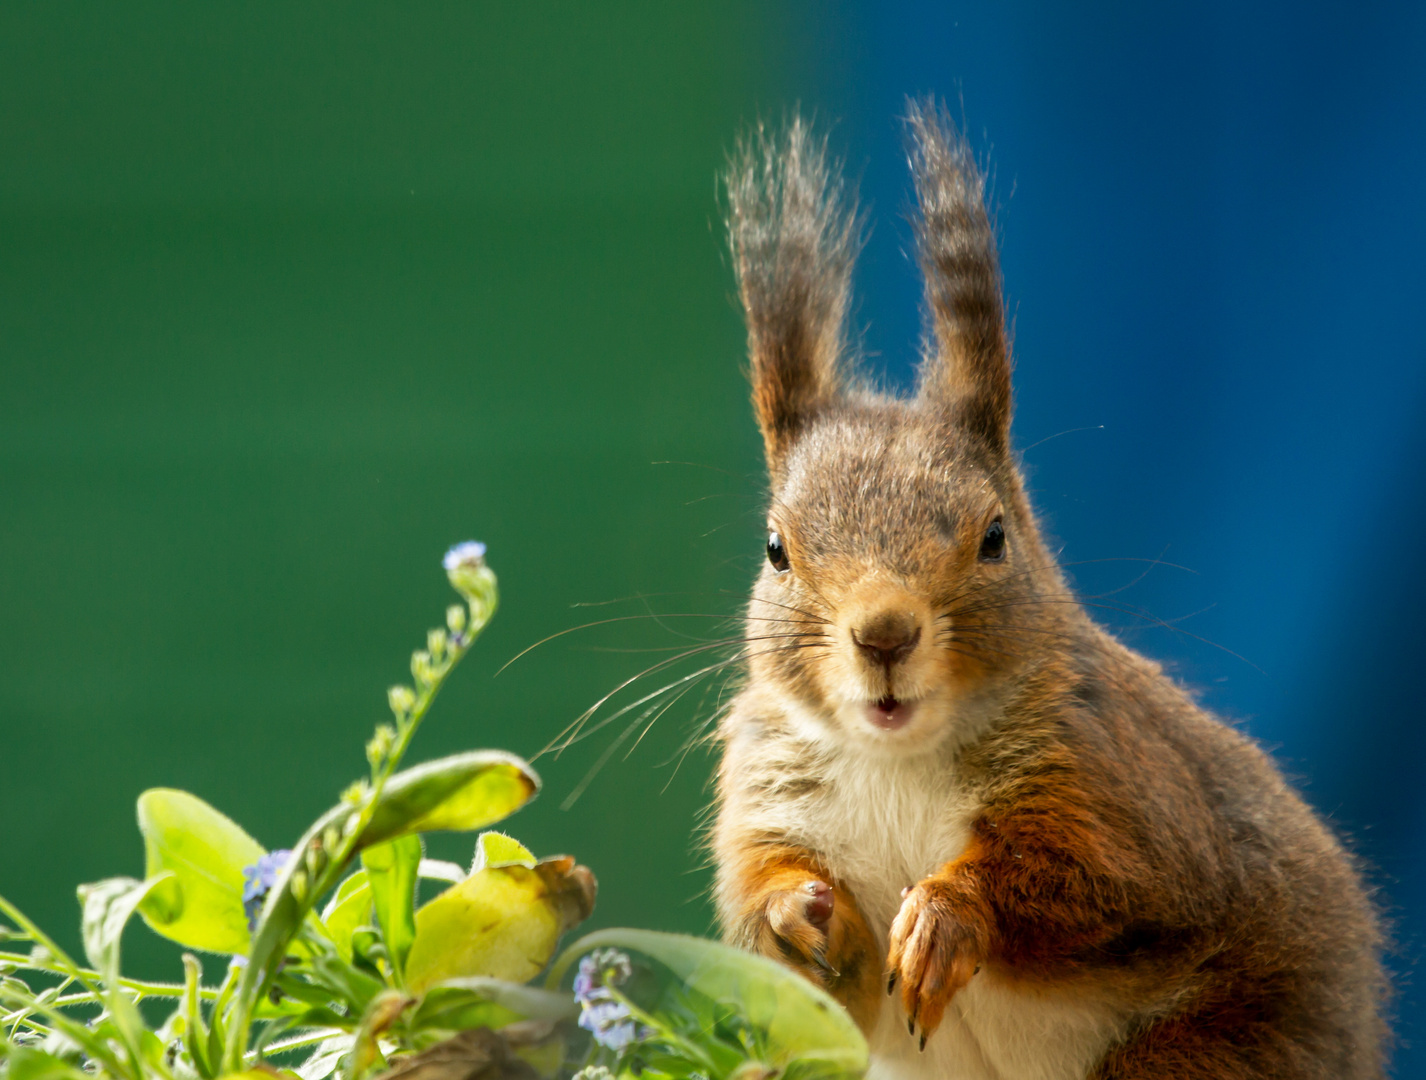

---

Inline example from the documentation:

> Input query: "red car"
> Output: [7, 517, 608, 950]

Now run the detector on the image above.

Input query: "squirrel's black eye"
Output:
[979, 519, 1006, 562]
[767, 531, 790, 574]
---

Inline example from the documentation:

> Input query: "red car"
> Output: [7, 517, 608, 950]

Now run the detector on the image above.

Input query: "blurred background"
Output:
[2, 1, 1423, 1073]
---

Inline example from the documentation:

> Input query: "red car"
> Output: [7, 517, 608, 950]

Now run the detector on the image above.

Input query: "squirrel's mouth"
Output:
[867, 695, 916, 731]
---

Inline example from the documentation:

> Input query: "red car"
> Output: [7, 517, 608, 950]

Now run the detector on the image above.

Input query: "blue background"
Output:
[798, 1, 1426, 1069]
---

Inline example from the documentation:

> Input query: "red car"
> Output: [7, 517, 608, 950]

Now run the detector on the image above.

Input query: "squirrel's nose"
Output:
[852, 613, 922, 669]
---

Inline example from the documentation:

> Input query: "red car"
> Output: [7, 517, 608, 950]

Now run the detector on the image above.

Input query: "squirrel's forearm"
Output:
[715, 836, 884, 1032]
[714, 840, 828, 939]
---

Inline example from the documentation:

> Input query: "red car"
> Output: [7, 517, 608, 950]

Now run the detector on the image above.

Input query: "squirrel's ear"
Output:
[907, 100, 1012, 454]
[726, 117, 859, 472]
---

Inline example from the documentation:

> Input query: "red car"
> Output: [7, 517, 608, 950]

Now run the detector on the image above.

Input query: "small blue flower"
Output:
[573, 949, 645, 1052]
[442, 541, 487, 572]
[242, 850, 291, 932]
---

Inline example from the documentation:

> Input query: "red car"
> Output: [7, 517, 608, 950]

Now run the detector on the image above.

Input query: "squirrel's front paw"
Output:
[886, 879, 986, 1048]
[747, 877, 838, 979]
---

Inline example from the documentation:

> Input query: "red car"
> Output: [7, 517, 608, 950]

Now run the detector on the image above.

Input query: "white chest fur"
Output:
[765, 748, 1124, 1080]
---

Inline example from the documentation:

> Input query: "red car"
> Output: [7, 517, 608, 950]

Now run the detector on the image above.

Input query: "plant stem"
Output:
[0, 952, 212, 1000]
[221, 586, 496, 1073]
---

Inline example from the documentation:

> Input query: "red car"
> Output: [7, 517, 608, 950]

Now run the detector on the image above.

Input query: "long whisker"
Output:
[946, 596, 1264, 675]
[548, 640, 832, 782]
[935, 556, 1198, 615]
[560, 678, 706, 810]
[544, 655, 749, 759]
[538, 635, 829, 758]
[497, 612, 825, 675]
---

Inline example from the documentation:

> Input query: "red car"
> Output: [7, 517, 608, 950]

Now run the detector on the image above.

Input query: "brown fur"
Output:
[712, 101, 1388, 1079]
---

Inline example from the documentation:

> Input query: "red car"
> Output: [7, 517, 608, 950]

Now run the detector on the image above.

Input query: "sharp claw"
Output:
[887, 972, 897, 995]
[919, 1034, 927, 1052]
[907, 1017, 915, 1036]
[810, 949, 840, 977]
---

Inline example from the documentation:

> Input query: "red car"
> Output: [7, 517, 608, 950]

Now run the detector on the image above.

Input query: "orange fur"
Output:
[719, 842, 883, 1033]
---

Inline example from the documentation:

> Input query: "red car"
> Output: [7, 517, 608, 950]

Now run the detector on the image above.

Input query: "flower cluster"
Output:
[574, 948, 645, 1052]
[241, 850, 291, 931]
[443, 541, 497, 632]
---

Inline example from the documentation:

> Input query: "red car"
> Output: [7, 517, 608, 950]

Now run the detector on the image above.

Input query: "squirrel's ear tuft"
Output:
[726, 116, 859, 472]
[907, 99, 1012, 454]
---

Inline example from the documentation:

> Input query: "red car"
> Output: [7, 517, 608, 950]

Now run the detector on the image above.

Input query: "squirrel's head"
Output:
[728, 102, 1069, 755]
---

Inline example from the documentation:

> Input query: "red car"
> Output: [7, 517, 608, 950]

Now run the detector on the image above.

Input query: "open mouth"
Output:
[867, 695, 916, 730]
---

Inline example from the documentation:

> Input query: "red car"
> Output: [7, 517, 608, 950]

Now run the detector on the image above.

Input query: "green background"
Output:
[0, 5, 822, 977]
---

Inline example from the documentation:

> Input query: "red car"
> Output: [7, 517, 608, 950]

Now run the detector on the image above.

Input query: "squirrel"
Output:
[710, 101, 1389, 1080]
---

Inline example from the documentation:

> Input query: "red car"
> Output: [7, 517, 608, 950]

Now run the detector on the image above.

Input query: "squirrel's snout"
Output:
[851, 613, 922, 670]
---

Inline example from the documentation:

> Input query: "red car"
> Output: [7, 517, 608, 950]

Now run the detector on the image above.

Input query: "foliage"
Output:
[0, 546, 866, 1080]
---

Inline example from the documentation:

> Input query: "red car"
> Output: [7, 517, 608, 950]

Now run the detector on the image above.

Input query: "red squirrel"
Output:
[710, 102, 1388, 1079]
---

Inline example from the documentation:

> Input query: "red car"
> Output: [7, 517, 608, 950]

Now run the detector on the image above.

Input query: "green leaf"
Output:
[359, 752, 539, 848]
[408, 977, 577, 1035]
[403, 857, 592, 994]
[548, 930, 868, 1077]
[2, 1047, 91, 1080]
[295, 1035, 353, 1080]
[470, 832, 535, 871]
[319, 872, 372, 964]
[304, 953, 384, 1014]
[135, 789, 266, 954]
[180, 954, 215, 1080]
[77, 874, 177, 980]
[361, 836, 422, 979]
[416, 859, 465, 884]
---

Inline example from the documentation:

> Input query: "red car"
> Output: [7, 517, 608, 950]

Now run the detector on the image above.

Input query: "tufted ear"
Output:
[726, 117, 860, 473]
[907, 100, 1012, 454]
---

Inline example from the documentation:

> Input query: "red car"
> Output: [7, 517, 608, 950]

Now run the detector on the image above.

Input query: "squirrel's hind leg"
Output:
[718, 842, 883, 1034]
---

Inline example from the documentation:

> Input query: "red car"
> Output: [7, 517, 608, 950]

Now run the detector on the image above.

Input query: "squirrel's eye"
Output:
[979, 519, 1006, 562]
[767, 531, 790, 574]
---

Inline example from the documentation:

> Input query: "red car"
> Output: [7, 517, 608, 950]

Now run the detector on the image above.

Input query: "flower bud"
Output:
[366, 724, 396, 769]
[387, 685, 416, 717]
[322, 824, 342, 854]
[289, 869, 308, 902]
[304, 843, 325, 879]
[427, 628, 448, 661]
[411, 650, 434, 687]
[443, 541, 498, 631]
[446, 604, 467, 636]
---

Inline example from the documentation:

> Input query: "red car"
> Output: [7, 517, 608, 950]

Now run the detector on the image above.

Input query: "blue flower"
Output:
[573, 949, 645, 1052]
[442, 541, 487, 572]
[242, 850, 291, 932]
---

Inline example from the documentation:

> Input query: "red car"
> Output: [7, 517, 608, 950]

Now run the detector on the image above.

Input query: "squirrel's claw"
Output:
[810, 946, 840, 977]
[887, 878, 984, 1046]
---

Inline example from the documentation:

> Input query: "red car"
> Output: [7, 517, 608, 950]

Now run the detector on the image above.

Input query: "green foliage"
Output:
[136, 791, 266, 955]
[404, 855, 574, 994]
[0, 548, 867, 1080]
[359, 753, 539, 848]
[360, 837, 421, 981]
[552, 931, 868, 1080]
